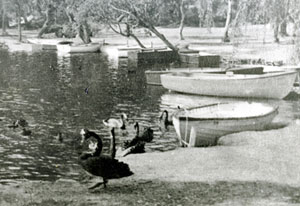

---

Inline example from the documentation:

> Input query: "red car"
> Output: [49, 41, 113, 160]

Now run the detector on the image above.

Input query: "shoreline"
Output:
[1, 122, 300, 205]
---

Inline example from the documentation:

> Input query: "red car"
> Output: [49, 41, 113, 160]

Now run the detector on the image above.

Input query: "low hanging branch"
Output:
[107, 21, 146, 48]
[110, 3, 178, 52]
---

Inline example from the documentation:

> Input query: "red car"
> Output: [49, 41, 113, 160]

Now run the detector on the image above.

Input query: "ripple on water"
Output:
[8, 166, 21, 170]
[0, 146, 6, 153]
[7, 154, 27, 159]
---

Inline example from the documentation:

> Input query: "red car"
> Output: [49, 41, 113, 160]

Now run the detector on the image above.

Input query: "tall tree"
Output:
[12, 0, 23, 42]
[60, 0, 92, 43]
[223, 0, 232, 42]
[37, 2, 56, 37]
[264, 0, 290, 42]
[82, 0, 178, 51]
[1, 0, 8, 35]
[179, 0, 186, 40]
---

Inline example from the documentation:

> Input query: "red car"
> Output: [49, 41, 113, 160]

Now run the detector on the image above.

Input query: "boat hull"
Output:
[56, 44, 100, 53]
[145, 66, 264, 85]
[172, 102, 278, 147]
[161, 71, 297, 99]
[27, 38, 60, 50]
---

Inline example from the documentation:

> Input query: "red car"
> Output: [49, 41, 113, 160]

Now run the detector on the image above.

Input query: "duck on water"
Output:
[79, 128, 133, 189]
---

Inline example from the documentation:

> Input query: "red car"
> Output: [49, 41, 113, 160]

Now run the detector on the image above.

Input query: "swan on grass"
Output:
[79, 128, 133, 189]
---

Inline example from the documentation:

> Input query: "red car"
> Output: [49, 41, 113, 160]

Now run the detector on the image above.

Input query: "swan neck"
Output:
[110, 128, 116, 159]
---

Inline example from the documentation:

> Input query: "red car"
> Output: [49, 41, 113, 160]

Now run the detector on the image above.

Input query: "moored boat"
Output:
[172, 102, 278, 147]
[27, 38, 61, 50]
[161, 71, 297, 99]
[145, 65, 264, 85]
[56, 43, 101, 53]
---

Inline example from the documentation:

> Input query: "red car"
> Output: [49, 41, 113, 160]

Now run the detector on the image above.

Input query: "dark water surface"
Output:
[0, 48, 299, 182]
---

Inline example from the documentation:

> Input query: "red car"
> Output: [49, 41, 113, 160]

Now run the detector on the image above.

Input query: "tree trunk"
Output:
[179, 0, 185, 40]
[205, 0, 213, 33]
[292, 21, 298, 37]
[223, 0, 232, 42]
[273, 19, 280, 43]
[17, 4, 22, 42]
[137, 17, 178, 51]
[64, 8, 75, 23]
[1, 0, 7, 35]
[78, 22, 91, 44]
[231, 1, 246, 37]
[130, 34, 146, 48]
[147, 24, 178, 51]
[38, 4, 56, 38]
[280, 20, 288, 36]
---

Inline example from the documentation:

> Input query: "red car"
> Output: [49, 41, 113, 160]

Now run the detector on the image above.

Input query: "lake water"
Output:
[0, 48, 299, 182]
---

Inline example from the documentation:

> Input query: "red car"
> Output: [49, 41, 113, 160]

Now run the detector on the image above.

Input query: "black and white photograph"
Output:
[0, 0, 300, 205]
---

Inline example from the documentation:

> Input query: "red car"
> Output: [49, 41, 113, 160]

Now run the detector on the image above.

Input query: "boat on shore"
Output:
[161, 70, 297, 99]
[27, 38, 61, 50]
[145, 65, 264, 85]
[172, 102, 278, 147]
[56, 43, 101, 54]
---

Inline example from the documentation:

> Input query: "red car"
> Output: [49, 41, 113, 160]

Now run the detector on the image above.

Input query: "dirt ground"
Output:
[1, 25, 300, 206]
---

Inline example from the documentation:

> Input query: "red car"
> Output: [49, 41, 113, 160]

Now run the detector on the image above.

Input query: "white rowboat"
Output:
[56, 43, 100, 53]
[172, 102, 278, 147]
[161, 71, 297, 99]
[145, 66, 264, 85]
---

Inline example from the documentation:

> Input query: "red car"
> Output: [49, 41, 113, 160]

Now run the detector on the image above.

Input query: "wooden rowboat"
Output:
[161, 71, 297, 99]
[145, 66, 264, 85]
[56, 43, 100, 53]
[172, 102, 278, 147]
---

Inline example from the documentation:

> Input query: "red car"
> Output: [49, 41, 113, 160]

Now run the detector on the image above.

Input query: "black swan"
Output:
[122, 122, 154, 156]
[18, 118, 28, 127]
[84, 86, 89, 94]
[8, 119, 29, 129]
[80, 129, 103, 157]
[133, 122, 153, 143]
[21, 128, 32, 136]
[103, 113, 128, 130]
[56, 132, 63, 143]
[8, 121, 19, 129]
[79, 128, 133, 189]
[159, 110, 173, 129]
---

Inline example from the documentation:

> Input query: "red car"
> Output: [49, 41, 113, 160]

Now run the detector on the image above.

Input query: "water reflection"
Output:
[0, 48, 178, 181]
